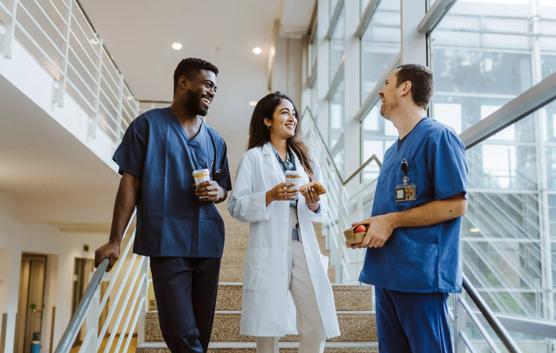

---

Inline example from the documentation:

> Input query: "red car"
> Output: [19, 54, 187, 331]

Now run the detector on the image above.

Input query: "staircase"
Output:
[137, 203, 378, 353]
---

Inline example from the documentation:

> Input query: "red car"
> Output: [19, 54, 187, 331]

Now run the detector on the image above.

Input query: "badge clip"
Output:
[396, 159, 416, 202]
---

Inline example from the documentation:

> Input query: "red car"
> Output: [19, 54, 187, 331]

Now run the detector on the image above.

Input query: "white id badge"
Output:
[395, 183, 417, 202]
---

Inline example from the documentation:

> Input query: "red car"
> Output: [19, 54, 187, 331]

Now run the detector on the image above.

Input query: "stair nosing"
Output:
[138, 341, 379, 349]
[147, 310, 375, 315]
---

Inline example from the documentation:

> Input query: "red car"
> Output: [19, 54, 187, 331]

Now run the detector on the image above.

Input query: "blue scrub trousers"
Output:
[375, 287, 453, 353]
[150, 257, 221, 353]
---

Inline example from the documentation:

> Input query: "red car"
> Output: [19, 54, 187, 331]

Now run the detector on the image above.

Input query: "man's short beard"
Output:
[182, 90, 208, 116]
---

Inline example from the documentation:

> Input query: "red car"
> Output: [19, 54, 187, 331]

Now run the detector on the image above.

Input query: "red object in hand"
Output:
[353, 224, 367, 233]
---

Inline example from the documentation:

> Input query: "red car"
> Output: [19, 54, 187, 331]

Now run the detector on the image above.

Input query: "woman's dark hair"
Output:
[248, 92, 314, 179]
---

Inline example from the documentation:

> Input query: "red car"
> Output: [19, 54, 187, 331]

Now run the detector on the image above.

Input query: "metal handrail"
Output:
[343, 155, 382, 185]
[54, 258, 109, 353]
[462, 275, 522, 353]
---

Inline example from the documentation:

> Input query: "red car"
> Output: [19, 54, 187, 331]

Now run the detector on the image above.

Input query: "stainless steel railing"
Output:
[0, 0, 139, 142]
[53, 213, 148, 353]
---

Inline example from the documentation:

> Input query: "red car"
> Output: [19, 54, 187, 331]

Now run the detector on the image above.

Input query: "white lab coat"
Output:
[228, 142, 340, 338]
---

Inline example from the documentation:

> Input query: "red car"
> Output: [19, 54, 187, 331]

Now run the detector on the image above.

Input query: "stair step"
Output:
[222, 248, 331, 267]
[145, 311, 376, 343]
[137, 341, 378, 353]
[215, 283, 372, 311]
[149, 284, 370, 311]
[219, 265, 336, 283]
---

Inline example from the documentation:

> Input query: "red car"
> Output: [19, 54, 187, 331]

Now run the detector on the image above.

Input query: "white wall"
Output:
[269, 21, 303, 106]
[0, 192, 105, 353]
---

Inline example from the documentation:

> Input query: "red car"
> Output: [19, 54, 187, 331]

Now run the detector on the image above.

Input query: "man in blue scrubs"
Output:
[94, 58, 231, 353]
[350, 64, 468, 353]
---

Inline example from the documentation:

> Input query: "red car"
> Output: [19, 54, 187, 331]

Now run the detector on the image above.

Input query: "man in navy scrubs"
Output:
[95, 58, 231, 353]
[350, 64, 468, 353]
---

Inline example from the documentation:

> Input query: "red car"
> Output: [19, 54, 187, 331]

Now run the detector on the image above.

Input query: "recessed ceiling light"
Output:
[469, 228, 480, 233]
[249, 101, 258, 107]
[172, 42, 183, 51]
[252, 47, 263, 55]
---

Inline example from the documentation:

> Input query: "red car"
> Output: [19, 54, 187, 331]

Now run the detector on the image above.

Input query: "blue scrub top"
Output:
[359, 118, 468, 293]
[113, 107, 232, 258]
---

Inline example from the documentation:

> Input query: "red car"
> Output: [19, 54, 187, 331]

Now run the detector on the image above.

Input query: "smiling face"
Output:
[264, 99, 297, 140]
[178, 69, 217, 116]
[378, 69, 401, 120]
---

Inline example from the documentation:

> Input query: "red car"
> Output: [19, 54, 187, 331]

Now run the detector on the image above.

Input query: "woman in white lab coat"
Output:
[228, 92, 340, 353]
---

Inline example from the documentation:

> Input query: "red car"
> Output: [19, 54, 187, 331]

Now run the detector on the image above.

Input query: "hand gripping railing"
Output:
[53, 213, 148, 353]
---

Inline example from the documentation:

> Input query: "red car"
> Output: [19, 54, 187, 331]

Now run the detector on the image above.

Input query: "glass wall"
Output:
[429, 0, 556, 323]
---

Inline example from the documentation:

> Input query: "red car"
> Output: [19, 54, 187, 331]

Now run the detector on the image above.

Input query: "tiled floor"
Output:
[70, 336, 137, 353]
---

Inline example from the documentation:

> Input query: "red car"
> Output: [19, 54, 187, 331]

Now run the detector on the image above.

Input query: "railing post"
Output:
[3, 0, 19, 59]
[89, 35, 103, 139]
[134, 98, 140, 117]
[453, 295, 466, 353]
[117, 73, 124, 139]
[81, 283, 100, 353]
[55, 0, 73, 107]
[136, 257, 149, 346]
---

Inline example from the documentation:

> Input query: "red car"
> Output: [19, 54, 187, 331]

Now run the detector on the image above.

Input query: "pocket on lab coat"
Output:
[243, 248, 271, 291]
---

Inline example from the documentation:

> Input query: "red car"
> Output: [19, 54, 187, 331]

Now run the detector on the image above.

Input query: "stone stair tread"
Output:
[145, 311, 377, 343]
[138, 341, 379, 353]
[138, 342, 378, 349]
[153, 283, 372, 312]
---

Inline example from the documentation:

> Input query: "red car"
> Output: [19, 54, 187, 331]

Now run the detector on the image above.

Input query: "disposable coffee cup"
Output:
[285, 171, 302, 203]
[192, 169, 211, 186]
[285, 170, 302, 189]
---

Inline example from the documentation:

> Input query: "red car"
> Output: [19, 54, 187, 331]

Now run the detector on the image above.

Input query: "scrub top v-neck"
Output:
[113, 107, 232, 258]
[359, 117, 468, 293]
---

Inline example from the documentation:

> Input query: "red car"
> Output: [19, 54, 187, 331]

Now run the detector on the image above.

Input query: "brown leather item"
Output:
[299, 181, 327, 195]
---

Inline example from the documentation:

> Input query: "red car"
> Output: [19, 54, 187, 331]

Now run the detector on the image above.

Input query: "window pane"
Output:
[329, 79, 344, 153]
[330, 7, 344, 81]
[466, 116, 537, 191]
[433, 103, 462, 134]
[549, 196, 556, 240]
[360, 103, 395, 182]
[308, 25, 318, 79]
[547, 103, 556, 192]
[330, 0, 340, 18]
[360, 0, 400, 101]
[431, 0, 556, 129]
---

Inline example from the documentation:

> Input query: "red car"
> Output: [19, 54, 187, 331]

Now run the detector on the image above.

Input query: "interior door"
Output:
[15, 254, 47, 353]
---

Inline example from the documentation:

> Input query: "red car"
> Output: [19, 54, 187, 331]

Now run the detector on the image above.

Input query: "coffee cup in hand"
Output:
[193, 169, 211, 198]
[285, 171, 302, 199]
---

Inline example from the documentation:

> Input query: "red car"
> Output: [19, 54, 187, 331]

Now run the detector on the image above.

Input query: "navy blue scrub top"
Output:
[359, 118, 468, 293]
[113, 107, 232, 258]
